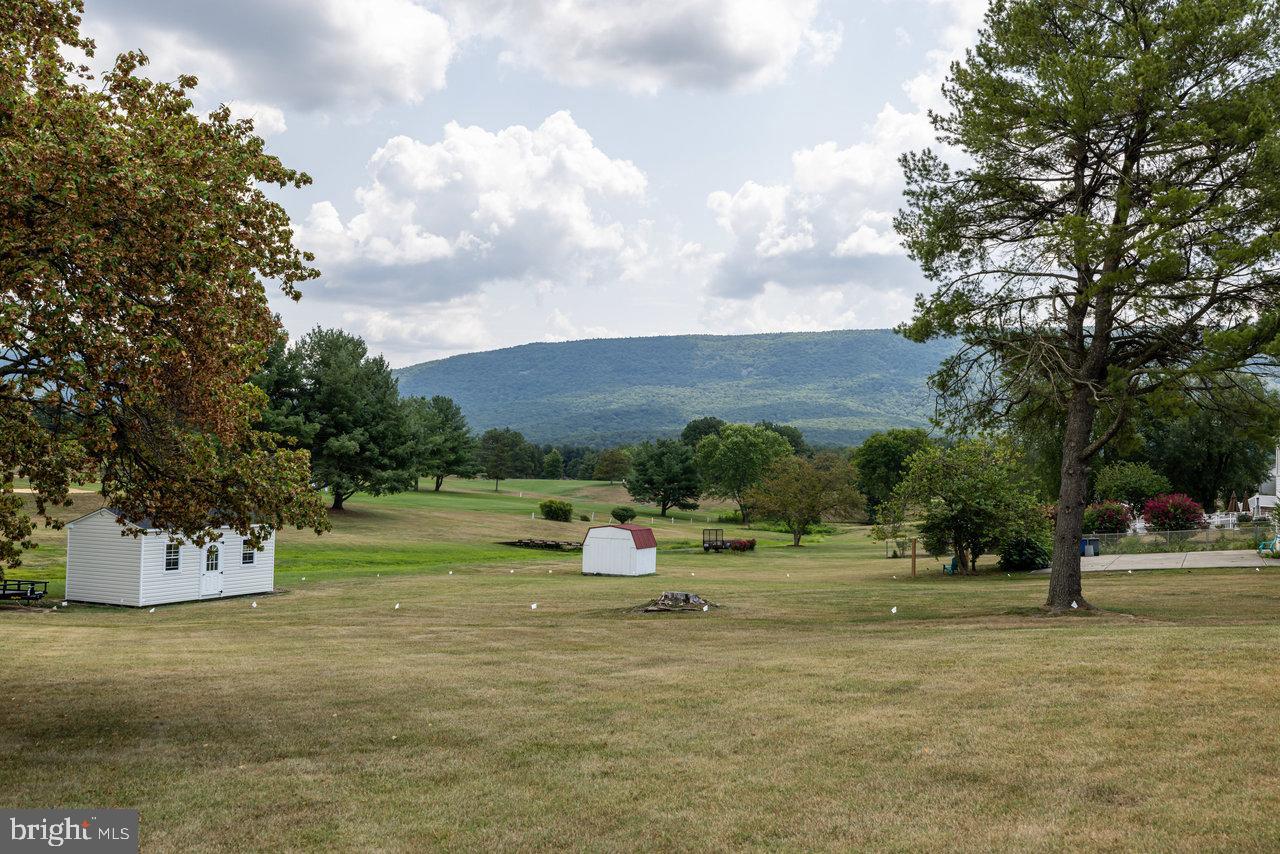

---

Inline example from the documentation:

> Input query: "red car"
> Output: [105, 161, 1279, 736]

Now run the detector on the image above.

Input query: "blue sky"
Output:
[82, 0, 986, 366]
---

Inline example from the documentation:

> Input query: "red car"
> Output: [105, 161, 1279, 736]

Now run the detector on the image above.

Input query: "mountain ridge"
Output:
[393, 329, 952, 446]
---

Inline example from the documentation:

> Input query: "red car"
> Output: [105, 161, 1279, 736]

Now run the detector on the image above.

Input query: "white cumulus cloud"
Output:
[85, 0, 839, 114]
[705, 104, 932, 298]
[703, 0, 986, 301]
[444, 0, 842, 93]
[83, 0, 454, 112]
[297, 111, 650, 302]
[225, 101, 287, 136]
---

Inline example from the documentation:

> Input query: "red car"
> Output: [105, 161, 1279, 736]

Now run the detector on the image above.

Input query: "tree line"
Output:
[855, 396, 1280, 576]
[248, 334, 865, 540]
[251, 327, 636, 508]
[251, 323, 1276, 562]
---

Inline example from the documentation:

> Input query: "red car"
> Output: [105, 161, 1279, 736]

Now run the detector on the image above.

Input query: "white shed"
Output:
[65, 508, 276, 607]
[581, 524, 657, 576]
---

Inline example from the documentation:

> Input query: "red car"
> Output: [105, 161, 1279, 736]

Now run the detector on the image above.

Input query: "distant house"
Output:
[65, 508, 275, 607]
[581, 524, 657, 576]
[1247, 445, 1280, 518]
[1248, 494, 1277, 518]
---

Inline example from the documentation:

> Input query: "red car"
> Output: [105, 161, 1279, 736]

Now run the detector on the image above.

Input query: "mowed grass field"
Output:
[4, 480, 1280, 851]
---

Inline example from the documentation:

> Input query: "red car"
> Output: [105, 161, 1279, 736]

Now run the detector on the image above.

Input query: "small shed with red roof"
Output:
[582, 524, 657, 576]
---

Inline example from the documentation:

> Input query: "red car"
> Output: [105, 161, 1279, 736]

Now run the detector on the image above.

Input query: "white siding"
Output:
[66, 509, 276, 607]
[633, 547, 657, 576]
[582, 527, 656, 576]
[65, 509, 143, 606]
[220, 532, 275, 598]
[138, 535, 201, 606]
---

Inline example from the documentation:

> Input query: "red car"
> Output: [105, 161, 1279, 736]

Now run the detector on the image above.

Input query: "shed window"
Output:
[242, 542, 255, 565]
[164, 543, 180, 572]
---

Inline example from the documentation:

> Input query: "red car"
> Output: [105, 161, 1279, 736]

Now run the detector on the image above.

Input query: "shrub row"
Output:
[1078, 494, 1207, 534]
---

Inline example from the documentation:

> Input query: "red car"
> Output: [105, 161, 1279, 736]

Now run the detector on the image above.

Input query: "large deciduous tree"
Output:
[853, 429, 933, 521]
[896, 0, 1280, 609]
[1, 0, 329, 569]
[592, 448, 632, 484]
[626, 440, 701, 516]
[1132, 381, 1280, 509]
[681, 416, 726, 447]
[756, 421, 809, 456]
[1092, 461, 1171, 510]
[747, 453, 864, 546]
[893, 438, 1040, 575]
[695, 423, 792, 525]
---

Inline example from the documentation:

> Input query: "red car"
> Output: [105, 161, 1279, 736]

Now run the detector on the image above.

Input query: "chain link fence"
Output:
[1094, 524, 1272, 554]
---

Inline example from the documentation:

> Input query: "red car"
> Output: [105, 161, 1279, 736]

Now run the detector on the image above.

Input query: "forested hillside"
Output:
[394, 330, 953, 446]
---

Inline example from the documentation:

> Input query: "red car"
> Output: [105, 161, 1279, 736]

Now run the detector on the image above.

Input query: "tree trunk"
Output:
[1047, 392, 1097, 610]
[412, 477, 419, 491]
[331, 491, 346, 511]
[434, 475, 444, 492]
[792, 529, 802, 547]
[494, 479, 499, 492]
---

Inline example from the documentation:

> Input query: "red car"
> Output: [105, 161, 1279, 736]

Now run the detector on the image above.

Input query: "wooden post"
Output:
[911, 538, 917, 578]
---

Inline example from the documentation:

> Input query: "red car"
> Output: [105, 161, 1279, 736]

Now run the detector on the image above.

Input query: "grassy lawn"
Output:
[3, 486, 1280, 850]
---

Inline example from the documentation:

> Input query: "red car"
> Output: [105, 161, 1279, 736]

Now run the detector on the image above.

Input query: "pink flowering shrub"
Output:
[1142, 493, 1206, 531]
[1082, 501, 1131, 534]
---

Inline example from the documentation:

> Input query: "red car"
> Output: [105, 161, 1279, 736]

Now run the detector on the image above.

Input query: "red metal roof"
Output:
[586, 524, 657, 550]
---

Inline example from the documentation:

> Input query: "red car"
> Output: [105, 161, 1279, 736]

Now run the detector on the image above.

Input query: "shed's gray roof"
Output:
[68, 506, 271, 534]
[66, 507, 153, 529]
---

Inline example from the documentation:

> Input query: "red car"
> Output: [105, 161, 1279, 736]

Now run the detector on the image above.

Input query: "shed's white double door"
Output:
[199, 544, 223, 597]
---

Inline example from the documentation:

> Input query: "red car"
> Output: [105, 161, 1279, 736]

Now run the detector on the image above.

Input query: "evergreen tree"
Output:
[265, 328, 412, 511]
[402, 396, 476, 491]
[896, 0, 1280, 609]
[477, 428, 526, 492]
[543, 449, 565, 480]
[517, 442, 543, 478]
[568, 450, 600, 480]
[627, 440, 701, 516]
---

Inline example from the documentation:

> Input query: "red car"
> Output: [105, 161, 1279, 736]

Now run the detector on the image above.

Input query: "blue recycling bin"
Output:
[1080, 537, 1101, 557]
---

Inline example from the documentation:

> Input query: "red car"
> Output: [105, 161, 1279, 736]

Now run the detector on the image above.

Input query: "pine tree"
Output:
[897, 0, 1280, 609]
